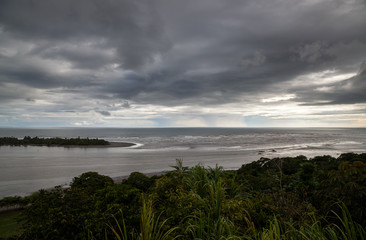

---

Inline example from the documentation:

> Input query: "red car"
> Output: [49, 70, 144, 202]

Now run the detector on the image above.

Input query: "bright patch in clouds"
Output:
[261, 94, 296, 103]
[290, 70, 357, 87]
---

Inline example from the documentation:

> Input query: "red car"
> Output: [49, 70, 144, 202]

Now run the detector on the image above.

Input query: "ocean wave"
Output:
[335, 141, 363, 145]
[131, 146, 192, 152]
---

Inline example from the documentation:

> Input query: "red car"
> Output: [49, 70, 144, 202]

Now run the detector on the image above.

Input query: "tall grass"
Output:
[253, 218, 283, 240]
[108, 210, 128, 240]
[246, 203, 366, 240]
[108, 197, 179, 240]
[186, 213, 239, 240]
[186, 172, 241, 240]
[138, 198, 179, 240]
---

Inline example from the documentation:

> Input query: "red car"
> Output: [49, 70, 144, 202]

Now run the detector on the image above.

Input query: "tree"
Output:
[71, 171, 114, 194]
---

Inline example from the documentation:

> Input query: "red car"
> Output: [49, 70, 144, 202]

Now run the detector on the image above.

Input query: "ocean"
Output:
[0, 127, 365, 198]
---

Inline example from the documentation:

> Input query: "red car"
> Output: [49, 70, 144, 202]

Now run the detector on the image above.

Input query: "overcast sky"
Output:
[0, 0, 366, 127]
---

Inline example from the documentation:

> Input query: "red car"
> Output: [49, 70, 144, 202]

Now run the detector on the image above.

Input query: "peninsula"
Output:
[0, 136, 135, 148]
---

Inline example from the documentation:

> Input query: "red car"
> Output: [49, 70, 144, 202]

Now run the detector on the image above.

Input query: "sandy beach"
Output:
[60, 141, 136, 148]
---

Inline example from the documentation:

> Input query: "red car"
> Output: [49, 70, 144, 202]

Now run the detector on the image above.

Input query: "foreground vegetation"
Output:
[1, 153, 365, 239]
[0, 136, 109, 146]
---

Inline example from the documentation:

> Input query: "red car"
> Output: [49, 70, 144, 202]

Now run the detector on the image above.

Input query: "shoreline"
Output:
[61, 141, 136, 148]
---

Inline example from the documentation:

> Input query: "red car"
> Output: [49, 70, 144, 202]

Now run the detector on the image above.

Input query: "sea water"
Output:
[0, 128, 365, 198]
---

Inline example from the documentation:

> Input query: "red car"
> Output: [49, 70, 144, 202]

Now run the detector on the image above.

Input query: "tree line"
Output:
[0, 136, 109, 146]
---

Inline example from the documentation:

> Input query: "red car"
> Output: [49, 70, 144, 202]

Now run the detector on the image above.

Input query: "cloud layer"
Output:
[1, 0, 366, 127]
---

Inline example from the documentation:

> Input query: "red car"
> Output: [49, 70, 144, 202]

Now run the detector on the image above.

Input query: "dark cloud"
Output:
[290, 41, 333, 63]
[0, 0, 170, 69]
[96, 111, 111, 117]
[121, 101, 131, 109]
[0, 0, 366, 126]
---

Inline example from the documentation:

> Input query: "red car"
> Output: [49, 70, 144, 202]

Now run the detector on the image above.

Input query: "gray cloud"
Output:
[291, 41, 331, 63]
[1, 0, 366, 126]
[96, 111, 111, 117]
[0, 0, 170, 70]
[241, 51, 267, 68]
[39, 46, 116, 70]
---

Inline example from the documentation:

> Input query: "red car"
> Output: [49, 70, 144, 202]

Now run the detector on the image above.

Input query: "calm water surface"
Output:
[1, 128, 366, 198]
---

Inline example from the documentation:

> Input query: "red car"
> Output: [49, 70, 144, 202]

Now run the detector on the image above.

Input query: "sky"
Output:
[0, 0, 366, 128]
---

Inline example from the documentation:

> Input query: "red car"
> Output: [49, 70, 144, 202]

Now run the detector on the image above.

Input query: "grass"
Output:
[0, 210, 23, 238]
[108, 196, 179, 240]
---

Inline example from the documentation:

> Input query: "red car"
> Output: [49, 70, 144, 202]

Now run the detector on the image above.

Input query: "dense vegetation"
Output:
[0, 136, 109, 146]
[1, 153, 366, 239]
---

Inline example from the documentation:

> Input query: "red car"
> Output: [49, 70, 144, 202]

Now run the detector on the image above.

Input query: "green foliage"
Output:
[123, 172, 154, 192]
[246, 204, 365, 240]
[3, 153, 366, 239]
[0, 136, 109, 146]
[137, 197, 179, 240]
[186, 178, 241, 239]
[238, 156, 307, 176]
[171, 159, 189, 173]
[185, 164, 211, 198]
[96, 184, 141, 231]
[338, 152, 366, 163]
[71, 171, 114, 194]
[299, 163, 315, 185]
[20, 187, 70, 239]
[0, 196, 28, 208]
[19, 172, 140, 240]
[108, 197, 179, 240]
[314, 160, 366, 226]
[237, 153, 366, 230]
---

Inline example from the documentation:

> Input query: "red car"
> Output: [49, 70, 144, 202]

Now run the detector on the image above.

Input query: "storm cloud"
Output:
[0, 0, 366, 127]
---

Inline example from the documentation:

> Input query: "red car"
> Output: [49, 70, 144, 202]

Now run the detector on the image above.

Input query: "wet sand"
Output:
[61, 141, 136, 148]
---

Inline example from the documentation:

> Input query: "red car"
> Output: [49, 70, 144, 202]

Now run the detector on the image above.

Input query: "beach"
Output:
[50, 141, 136, 148]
